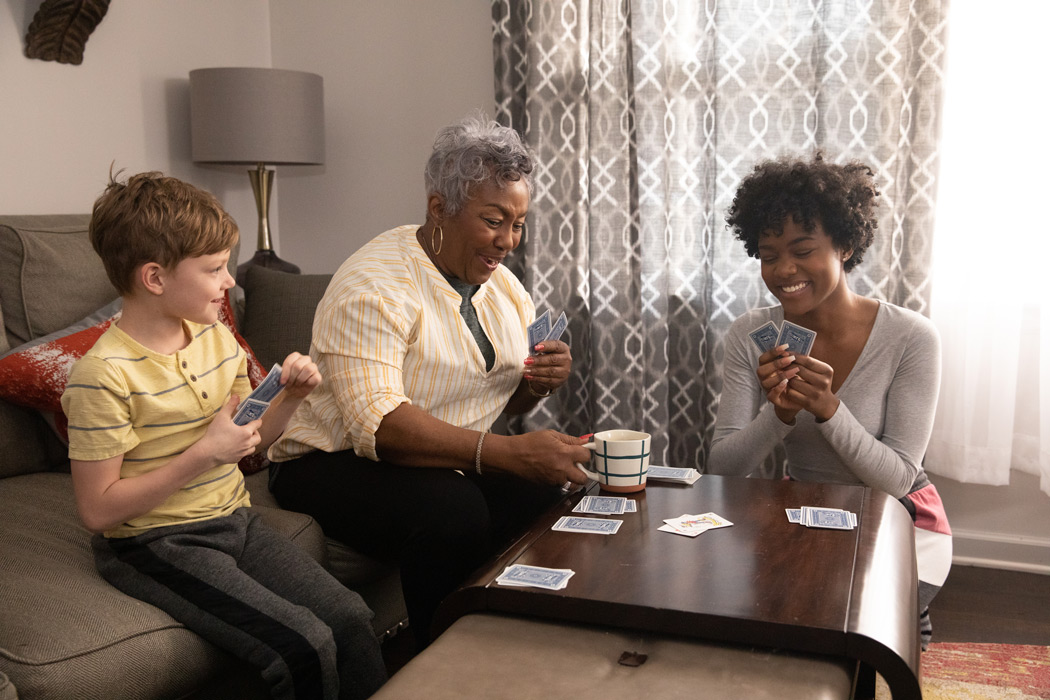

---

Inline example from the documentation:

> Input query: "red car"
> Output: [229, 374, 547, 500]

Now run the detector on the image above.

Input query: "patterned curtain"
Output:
[493, 0, 948, 470]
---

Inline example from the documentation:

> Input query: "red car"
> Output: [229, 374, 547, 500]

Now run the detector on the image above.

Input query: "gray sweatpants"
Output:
[93, 508, 387, 700]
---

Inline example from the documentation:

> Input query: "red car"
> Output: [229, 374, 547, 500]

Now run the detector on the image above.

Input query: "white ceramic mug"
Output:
[578, 429, 651, 493]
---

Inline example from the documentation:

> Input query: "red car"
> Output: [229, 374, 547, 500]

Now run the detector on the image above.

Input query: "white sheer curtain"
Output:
[925, 2, 1050, 495]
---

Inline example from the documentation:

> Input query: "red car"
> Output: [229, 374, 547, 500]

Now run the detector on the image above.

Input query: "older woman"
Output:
[709, 154, 952, 650]
[268, 113, 592, 649]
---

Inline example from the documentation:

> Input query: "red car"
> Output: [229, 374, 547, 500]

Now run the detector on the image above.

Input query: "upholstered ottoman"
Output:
[373, 613, 856, 699]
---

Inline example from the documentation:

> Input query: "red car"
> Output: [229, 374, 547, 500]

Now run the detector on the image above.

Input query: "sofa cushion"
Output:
[0, 216, 116, 350]
[0, 472, 325, 699]
[241, 266, 332, 368]
[0, 292, 271, 475]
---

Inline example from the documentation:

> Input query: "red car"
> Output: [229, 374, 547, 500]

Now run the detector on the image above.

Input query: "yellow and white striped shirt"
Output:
[61, 322, 251, 538]
[270, 225, 534, 462]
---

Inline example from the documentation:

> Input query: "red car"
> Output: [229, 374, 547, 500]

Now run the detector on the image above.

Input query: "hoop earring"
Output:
[431, 225, 443, 255]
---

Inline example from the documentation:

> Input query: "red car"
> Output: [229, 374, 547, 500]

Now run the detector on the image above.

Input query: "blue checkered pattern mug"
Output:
[578, 429, 651, 493]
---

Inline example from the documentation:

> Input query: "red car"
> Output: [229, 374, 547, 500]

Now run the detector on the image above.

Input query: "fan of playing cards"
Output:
[527, 309, 567, 353]
[749, 320, 816, 356]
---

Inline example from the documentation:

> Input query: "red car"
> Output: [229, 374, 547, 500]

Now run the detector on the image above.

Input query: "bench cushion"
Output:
[374, 613, 855, 700]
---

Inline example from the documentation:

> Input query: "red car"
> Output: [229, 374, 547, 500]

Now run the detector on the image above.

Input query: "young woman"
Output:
[709, 154, 952, 649]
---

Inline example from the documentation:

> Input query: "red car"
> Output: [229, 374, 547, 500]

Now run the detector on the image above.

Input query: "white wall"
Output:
[0, 0, 271, 258]
[268, 0, 496, 271]
[1, 0, 1046, 574]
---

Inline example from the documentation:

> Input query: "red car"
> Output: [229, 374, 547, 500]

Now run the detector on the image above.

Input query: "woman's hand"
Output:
[756, 345, 803, 422]
[523, 339, 572, 396]
[781, 355, 839, 422]
[497, 430, 593, 486]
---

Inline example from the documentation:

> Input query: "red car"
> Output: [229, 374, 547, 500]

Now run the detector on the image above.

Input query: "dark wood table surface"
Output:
[436, 475, 921, 700]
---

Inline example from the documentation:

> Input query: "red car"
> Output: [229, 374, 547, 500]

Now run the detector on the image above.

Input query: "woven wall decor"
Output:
[24, 0, 111, 65]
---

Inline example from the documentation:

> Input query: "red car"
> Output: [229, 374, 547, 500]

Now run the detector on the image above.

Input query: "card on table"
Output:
[800, 506, 856, 530]
[552, 516, 623, 535]
[785, 508, 802, 524]
[776, 320, 817, 356]
[573, 495, 627, 515]
[748, 321, 781, 354]
[661, 512, 733, 537]
[495, 564, 575, 590]
[646, 465, 702, 485]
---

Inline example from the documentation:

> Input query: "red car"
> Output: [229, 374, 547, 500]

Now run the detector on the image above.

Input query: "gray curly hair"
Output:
[423, 110, 534, 216]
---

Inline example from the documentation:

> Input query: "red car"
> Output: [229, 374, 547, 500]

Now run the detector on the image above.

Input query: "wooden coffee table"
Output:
[435, 475, 921, 700]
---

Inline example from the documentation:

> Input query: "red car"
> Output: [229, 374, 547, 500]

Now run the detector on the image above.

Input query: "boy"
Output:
[60, 171, 387, 700]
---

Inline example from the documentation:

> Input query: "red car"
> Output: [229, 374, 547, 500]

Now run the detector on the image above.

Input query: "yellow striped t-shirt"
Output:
[61, 321, 252, 538]
[269, 225, 534, 462]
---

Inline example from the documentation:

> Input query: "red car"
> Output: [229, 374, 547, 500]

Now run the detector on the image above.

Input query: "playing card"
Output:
[748, 321, 780, 354]
[495, 564, 575, 590]
[232, 363, 284, 425]
[785, 508, 802, 523]
[527, 310, 552, 353]
[572, 495, 627, 515]
[233, 398, 269, 426]
[662, 512, 733, 537]
[776, 320, 816, 356]
[801, 506, 856, 530]
[551, 516, 622, 535]
[545, 311, 568, 343]
[646, 466, 702, 484]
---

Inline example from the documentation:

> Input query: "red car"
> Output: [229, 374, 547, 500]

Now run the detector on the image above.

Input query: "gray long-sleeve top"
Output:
[708, 302, 941, 499]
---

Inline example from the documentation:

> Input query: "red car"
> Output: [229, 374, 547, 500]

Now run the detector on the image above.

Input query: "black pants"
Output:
[270, 450, 561, 649]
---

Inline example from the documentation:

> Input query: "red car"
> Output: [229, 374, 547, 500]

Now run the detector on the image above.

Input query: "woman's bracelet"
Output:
[475, 431, 486, 476]
[527, 381, 553, 398]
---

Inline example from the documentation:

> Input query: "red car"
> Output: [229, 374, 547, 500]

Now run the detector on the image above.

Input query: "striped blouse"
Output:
[61, 321, 251, 538]
[269, 225, 534, 463]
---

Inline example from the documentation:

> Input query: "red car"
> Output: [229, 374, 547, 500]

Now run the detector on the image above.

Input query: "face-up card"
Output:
[552, 516, 622, 535]
[545, 311, 568, 343]
[776, 320, 816, 356]
[748, 321, 780, 354]
[527, 310, 552, 354]
[496, 564, 575, 590]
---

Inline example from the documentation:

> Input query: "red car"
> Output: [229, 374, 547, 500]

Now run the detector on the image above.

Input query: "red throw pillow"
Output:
[0, 291, 269, 474]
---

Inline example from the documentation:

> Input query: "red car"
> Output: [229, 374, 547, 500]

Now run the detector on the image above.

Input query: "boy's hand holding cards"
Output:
[527, 308, 568, 354]
[749, 319, 816, 356]
[233, 364, 284, 426]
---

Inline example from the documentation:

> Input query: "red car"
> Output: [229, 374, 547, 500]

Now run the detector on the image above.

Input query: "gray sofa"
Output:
[0, 215, 406, 700]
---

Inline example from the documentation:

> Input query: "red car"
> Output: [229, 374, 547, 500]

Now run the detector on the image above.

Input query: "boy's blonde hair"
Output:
[90, 170, 239, 295]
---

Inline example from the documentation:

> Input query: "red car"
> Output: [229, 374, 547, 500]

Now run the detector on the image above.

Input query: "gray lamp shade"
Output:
[189, 67, 325, 165]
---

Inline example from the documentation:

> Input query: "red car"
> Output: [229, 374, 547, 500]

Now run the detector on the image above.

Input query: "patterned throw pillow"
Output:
[0, 291, 269, 474]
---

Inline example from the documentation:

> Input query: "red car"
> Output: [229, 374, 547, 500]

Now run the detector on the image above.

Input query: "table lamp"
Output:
[189, 67, 324, 283]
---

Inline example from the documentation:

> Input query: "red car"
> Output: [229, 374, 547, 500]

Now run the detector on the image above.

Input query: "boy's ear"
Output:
[138, 262, 166, 296]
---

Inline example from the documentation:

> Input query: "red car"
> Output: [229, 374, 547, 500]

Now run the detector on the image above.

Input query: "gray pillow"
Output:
[241, 266, 332, 368]
[0, 216, 116, 349]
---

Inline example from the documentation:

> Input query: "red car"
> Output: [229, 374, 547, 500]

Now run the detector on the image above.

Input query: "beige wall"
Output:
[0, 0, 1046, 573]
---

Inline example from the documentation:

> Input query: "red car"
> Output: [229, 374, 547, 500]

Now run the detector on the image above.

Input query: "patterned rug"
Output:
[877, 643, 1050, 699]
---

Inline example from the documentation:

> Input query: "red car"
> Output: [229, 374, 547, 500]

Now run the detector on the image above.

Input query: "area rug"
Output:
[876, 643, 1050, 699]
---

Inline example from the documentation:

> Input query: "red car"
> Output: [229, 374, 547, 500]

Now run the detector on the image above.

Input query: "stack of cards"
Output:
[785, 506, 857, 530]
[572, 495, 636, 514]
[527, 309, 568, 354]
[551, 515, 623, 535]
[749, 320, 816, 356]
[495, 564, 575, 590]
[646, 466, 702, 485]
[233, 364, 285, 426]
[658, 512, 733, 537]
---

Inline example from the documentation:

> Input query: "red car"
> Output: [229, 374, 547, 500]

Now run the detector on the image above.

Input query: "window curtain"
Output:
[493, 0, 949, 470]
[924, 2, 1050, 496]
